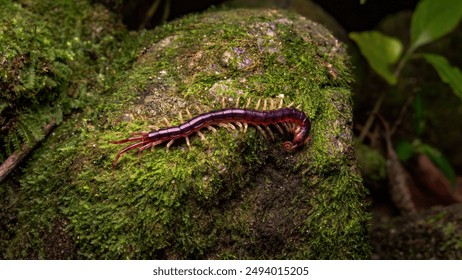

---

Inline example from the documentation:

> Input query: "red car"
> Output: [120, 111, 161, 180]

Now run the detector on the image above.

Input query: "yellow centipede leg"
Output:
[256, 125, 267, 138]
[185, 136, 191, 150]
[163, 117, 172, 126]
[206, 125, 218, 133]
[255, 98, 261, 110]
[186, 108, 193, 118]
[166, 139, 175, 151]
[235, 96, 240, 107]
[264, 125, 275, 139]
[278, 98, 283, 109]
[274, 123, 284, 134]
[197, 131, 207, 143]
[245, 97, 252, 108]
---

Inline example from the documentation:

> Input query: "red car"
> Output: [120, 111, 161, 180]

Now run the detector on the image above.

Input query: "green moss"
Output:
[0, 0, 129, 159]
[3, 8, 370, 259]
[355, 140, 387, 182]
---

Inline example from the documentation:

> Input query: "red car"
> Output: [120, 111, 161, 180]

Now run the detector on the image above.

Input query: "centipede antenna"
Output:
[256, 125, 268, 138]
[112, 141, 147, 172]
[255, 98, 261, 110]
[130, 132, 145, 137]
[235, 96, 240, 107]
[264, 125, 275, 139]
[166, 139, 175, 151]
[138, 143, 153, 155]
[245, 97, 252, 108]
[163, 117, 172, 126]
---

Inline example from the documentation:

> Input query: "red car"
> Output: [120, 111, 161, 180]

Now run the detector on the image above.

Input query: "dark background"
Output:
[101, 0, 420, 31]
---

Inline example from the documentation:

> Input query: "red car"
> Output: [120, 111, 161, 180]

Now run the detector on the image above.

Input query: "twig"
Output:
[0, 120, 56, 182]
[358, 91, 386, 142]
[390, 91, 416, 136]
[378, 114, 416, 213]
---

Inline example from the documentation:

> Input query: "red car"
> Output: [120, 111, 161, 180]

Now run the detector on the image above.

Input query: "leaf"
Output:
[395, 140, 415, 161]
[412, 93, 425, 135]
[349, 31, 402, 85]
[0, 102, 7, 114]
[423, 53, 462, 101]
[411, 0, 462, 50]
[415, 142, 456, 186]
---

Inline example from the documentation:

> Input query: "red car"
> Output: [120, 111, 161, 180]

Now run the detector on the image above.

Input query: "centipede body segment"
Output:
[111, 99, 311, 171]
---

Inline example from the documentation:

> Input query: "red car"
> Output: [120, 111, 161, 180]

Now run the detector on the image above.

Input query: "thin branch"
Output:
[390, 91, 416, 136]
[0, 120, 56, 182]
[358, 91, 386, 142]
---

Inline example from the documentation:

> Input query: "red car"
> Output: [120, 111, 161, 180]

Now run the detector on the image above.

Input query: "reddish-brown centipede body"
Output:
[111, 99, 311, 171]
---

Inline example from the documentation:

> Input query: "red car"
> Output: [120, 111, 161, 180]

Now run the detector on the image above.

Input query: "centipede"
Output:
[111, 98, 311, 171]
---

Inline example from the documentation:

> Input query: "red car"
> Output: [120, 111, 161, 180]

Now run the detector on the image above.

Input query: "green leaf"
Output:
[415, 142, 456, 186]
[349, 31, 402, 85]
[412, 93, 425, 135]
[0, 102, 7, 114]
[411, 0, 462, 50]
[395, 140, 415, 161]
[423, 53, 462, 101]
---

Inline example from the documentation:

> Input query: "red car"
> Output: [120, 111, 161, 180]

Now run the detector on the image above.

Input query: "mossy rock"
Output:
[0, 0, 128, 160]
[372, 204, 462, 259]
[4, 8, 370, 259]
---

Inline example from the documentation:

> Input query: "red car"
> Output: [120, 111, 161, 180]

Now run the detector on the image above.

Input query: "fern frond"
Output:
[5, 129, 22, 154]
[17, 120, 35, 147]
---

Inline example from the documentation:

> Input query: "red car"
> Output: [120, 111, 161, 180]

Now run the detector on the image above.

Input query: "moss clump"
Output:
[0, 0, 128, 159]
[4, 8, 370, 259]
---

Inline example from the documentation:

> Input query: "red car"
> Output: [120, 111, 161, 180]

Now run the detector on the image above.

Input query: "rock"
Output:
[372, 204, 462, 259]
[5, 7, 370, 259]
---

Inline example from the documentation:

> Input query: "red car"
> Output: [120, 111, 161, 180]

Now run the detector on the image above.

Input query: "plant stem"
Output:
[359, 46, 415, 142]
[0, 120, 56, 182]
[359, 91, 386, 142]
[394, 46, 415, 79]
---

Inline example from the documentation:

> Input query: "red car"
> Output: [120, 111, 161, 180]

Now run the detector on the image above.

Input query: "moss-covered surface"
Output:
[2, 7, 370, 259]
[371, 204, 462, 259]
[0, 0, 128, 159]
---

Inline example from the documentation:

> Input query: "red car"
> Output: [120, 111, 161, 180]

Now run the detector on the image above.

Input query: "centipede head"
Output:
[110, 132, 150, 174]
